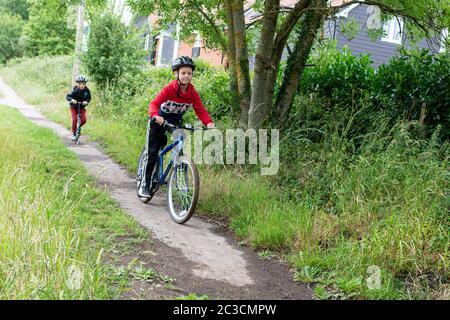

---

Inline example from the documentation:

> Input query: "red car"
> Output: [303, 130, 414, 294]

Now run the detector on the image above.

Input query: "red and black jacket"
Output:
[148, 80, 213, 126]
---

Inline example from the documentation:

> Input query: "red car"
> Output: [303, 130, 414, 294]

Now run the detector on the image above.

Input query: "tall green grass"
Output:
[200, 121, 449, 299]
[0, 55, 73, 125]
[0, 106, 148, 299]
[1, 56, 448, 299]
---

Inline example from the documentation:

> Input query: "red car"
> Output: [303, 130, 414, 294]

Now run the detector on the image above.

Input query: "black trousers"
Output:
[141, 118, 181, 187]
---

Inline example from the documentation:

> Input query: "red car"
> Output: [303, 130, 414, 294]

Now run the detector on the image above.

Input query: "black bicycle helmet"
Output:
[75, 75, 88, 83]
[171, 56, 196, 71]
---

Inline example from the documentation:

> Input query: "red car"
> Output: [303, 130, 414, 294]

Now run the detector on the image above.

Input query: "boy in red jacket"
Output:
[138, 56, 215, 198]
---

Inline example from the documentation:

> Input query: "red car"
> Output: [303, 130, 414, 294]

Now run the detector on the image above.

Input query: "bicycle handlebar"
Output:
[151, 118, 211, 131]
[71, 101, 88, 107]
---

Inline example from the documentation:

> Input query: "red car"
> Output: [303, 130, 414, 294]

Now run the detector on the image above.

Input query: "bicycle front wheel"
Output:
[167, 155, 199, 224]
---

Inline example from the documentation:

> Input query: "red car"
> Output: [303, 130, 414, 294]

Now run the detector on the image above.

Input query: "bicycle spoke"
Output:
[170, 162, 195, 215]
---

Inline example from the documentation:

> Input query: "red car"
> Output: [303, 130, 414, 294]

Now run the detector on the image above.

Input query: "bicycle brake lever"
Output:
[164, 121, 174, 128]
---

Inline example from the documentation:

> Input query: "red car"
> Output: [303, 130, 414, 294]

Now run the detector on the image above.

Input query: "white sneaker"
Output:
[71, 135, 77, 141]
[137, 185, 151, 198]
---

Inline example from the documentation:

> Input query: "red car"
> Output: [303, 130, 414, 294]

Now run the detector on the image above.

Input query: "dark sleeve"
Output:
[86, 88, 92, 103]
[66, 90, 74, 102]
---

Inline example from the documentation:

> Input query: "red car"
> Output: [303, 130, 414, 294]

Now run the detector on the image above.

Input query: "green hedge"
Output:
[299, 47, 449, 140]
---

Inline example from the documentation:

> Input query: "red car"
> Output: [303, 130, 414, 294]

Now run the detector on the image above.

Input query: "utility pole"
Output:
[72, 0, 85, 86]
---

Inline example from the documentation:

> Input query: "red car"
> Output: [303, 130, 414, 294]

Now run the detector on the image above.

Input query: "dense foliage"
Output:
[299, 45, 449, 140]
[83, 12, 145, 89]
[0, 0, 28, 20]
[22, 0, 74, 56]
[0, 12, 24, 64]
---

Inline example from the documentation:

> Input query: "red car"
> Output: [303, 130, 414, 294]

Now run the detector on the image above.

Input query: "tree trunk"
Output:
[232, 0, 251, 129]
[224, 0, 240, 119]
[265, 0, 312, 127]
[276, 2, 326, 127]
[247, 0, 280, 130]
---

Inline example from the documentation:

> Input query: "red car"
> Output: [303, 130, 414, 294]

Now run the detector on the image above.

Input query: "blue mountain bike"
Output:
[136, 120, 205, 224]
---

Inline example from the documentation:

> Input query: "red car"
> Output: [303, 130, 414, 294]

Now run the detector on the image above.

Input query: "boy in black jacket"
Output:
[66, 75, 91, 140]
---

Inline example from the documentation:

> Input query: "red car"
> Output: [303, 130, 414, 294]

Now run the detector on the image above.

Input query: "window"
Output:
[160, 35, 175, 66]
[381, 17, 403, 44]
[192, 32, 202, 58]
[192, 47, 200, 58]
[156, 23, 179, 67]
[144, 33, 150, 51]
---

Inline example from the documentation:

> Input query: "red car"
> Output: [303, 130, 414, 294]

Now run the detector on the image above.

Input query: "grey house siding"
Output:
[327, 4, 436, 67]
[404, 36, 442, 53]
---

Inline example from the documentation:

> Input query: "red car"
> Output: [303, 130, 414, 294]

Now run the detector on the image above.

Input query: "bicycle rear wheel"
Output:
[136, 149, 159, 203]
[167, 155, 199, 224]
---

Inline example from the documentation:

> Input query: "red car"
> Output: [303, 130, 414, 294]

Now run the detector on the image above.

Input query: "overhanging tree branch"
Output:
[327, 0, 442, 35]
[272, 0, 311, 64]
[185, 1, 228, 52]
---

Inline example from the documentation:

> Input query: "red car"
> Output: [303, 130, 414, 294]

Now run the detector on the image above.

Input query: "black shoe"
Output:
[137, 185, 150, 198]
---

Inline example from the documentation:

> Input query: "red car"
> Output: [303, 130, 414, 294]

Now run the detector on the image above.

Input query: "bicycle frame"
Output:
[156, 133, 185, 185]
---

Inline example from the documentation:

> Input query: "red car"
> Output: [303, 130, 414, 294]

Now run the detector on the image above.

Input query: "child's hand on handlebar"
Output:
[82, 101, 88, 106]
[71, 99, 77, 104]
[207, 123, 216, 129]
[154, 116, 165, 126]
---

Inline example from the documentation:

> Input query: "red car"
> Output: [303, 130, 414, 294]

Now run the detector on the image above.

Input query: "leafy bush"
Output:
[83, 11, 145, 89]
[298, 46, 449, 140]
[188, 59, 233, 123]
[0, 0, 29, 20]
[22, 0, 74, 56]
[92, 58, 233, 130]
[0, 12, 24, 64]
[373, 49, 450, 138]
[301, 46, 375, 109]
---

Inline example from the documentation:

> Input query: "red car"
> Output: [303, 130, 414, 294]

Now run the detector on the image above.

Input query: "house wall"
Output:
[147, 14, 224, 67]
[329, 4, 438, 67]
[177, 41, 224, 66]
[153, 37, 224, 67]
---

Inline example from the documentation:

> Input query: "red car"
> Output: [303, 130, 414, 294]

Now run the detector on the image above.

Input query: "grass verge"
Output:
[0, 105, 148, 299]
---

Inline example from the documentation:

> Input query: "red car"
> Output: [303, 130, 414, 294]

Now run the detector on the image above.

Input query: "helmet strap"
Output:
[176, 72, 181, 97]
